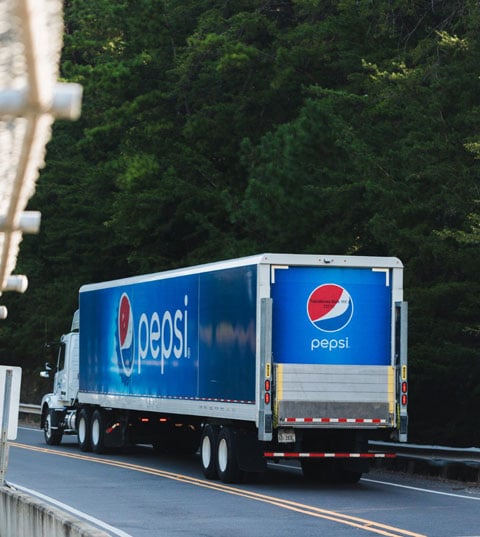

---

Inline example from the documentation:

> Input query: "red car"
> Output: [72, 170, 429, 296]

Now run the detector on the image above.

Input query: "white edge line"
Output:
[272, 463, 480, 502]
[362, 478, 480, 502]
[8, 482, 134, 537]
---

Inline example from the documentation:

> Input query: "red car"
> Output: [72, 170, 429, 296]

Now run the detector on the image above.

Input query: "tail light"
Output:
[401, 381, 408, 406]
[264, 377, 271, 405]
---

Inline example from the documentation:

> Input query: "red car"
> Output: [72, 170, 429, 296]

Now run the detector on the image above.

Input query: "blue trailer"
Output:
[40, 254, 408, 483]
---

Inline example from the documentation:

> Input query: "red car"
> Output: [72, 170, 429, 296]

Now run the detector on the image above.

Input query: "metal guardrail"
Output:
[19, 403, 41, 416]
[18, 404, 479, 481]
[370, 440, 480, 468]
[370, 440, 480, 483]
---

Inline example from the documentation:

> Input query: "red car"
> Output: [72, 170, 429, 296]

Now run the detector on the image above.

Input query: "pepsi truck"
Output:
[40, 253, 408, 483]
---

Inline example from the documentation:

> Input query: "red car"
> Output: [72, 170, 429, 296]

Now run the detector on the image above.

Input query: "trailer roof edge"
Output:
[80, 253, 403, 293]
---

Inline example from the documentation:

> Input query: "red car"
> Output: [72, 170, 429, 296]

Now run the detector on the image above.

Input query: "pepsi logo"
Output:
[307, 284, 353, 332]
[118, 293, 135, 377]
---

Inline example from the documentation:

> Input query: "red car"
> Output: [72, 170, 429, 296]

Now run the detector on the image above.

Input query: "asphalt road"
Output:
[5, 426, 480, 537]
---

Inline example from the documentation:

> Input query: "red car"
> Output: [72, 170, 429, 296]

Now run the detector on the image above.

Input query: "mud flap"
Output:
[49, 409, 65, 429]
[235, 430, 267, 474]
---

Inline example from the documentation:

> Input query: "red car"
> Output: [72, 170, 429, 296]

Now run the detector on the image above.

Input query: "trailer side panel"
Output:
[79, 265, 258, 410]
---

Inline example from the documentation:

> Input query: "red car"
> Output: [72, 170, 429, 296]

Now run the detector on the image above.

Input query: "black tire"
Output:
[216, 427, 241, 484]
[301, 460, 362, 484]
[200, 424, 220, 480]
[301, 459, 323, 481]
[91, 409, 107, 454]
[44, 409, 63, 446]
[335, 467, 363, 484]
[301, 459, 336, 483]
[77, 408, 92, 452]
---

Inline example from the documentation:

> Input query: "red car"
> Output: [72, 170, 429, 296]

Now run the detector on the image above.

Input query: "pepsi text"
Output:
[311, 337, 350, 352]
[137, 294, 189, 375]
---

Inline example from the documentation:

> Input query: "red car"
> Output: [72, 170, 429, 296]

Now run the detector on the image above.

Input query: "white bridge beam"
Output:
[0, 0, 82, 318]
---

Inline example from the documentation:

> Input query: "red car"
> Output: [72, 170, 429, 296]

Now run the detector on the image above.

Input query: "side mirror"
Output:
[40, 362, 52, 378]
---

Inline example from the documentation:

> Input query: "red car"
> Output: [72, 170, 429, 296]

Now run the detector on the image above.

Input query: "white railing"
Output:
[0, 0, 82, 319]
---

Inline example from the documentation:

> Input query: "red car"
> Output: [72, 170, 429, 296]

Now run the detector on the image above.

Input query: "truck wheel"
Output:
[301, 459, 335, 482]
[200, 424, 219, 480]
[216, 427, 241, 484]
[337, 470, 362, 484]
[77, 408, 92, 452]
[301, 459, 322, 481]
[44, 410, 63, 446]
[334, 464, 363, 484]
[91, 409, 106, 454]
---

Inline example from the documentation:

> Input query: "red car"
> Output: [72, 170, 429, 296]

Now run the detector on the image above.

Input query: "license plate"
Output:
[278, 428, 296, 443]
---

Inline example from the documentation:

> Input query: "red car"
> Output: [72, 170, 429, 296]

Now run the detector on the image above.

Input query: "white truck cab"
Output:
[40, 311, 79, 444]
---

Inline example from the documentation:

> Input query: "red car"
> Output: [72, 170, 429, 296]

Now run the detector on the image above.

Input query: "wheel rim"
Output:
[78, 417, 86, 443]
[91, 418, 100, 446]
[45, 415, 52, 439]
[218, 437, 228, 473]
[201, 435, 212, 469]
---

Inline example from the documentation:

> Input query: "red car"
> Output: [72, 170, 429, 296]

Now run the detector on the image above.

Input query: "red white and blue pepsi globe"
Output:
[307, 284, 354, 332]
[118, 293, 134, 376]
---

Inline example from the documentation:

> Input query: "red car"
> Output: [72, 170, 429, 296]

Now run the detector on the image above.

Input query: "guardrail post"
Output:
[0, 369, 13, 485]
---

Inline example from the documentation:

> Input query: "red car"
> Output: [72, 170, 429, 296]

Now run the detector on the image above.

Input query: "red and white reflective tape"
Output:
[263, 452, 396, 459]
[280, 417, 387, 424]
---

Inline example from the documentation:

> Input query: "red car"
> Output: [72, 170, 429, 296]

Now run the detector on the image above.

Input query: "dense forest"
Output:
[0, 0, 479, 446]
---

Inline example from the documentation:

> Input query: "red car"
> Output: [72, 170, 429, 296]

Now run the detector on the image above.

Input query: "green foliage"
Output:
[240, 89, 372, 253]
[0, 0, 479, 445]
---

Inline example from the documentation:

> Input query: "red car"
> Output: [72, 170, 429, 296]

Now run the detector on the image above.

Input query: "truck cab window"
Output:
[57, 342, 66, 372]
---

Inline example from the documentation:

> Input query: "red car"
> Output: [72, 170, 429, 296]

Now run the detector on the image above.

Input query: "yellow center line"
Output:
[10, 442, 427, 537]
